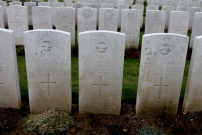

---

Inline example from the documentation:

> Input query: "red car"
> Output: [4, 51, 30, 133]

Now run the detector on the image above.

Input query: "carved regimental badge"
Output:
[37, 32, 58, 53]
[93, 34, 110, 58]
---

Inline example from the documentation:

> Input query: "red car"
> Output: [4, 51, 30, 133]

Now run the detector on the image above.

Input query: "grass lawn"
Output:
[17, 54, 190, 104]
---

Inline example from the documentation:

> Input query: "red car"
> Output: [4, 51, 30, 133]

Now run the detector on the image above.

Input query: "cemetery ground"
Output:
[2, 43, 202, 135]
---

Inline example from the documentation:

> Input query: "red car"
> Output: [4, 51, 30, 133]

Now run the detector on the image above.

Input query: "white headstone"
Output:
[176, 6, 186, 11]
[162, 6, 173, 29]
[78, 7, 97, 33]
[0, 1, 7, 26]
[73, 2, 84, 27]
[24, 2, 36, 26]
[194, 1, 202, 7]
[24, 29, 72, 113]
[32, 6, 53, 29]
[9, 1, 22, 6]
[52, 2, 64, 27]
[136, 33, 189, 114]
[136, 0, 144, 5]
[189, 7, 202, 30]
[64, 0, 73, 6]
[7, 6, 28, 45]
[145, 10, 166, 34]
[100, 3, 115, 8]
[75, 0, 90, 3]
[99, 8, 118, 31]
[132, 4, 144, 28]
[85, 3, 99, 26]
[56, 7, 75, 46]
[117, 4, 129, 28]
[121, 9, 141, 49]
[152, 0, 159, 6]
[85, 2, 99, 9]
[170, 2, 178, 10]
[146, 5, 159, 11]
[180, 1, 186, 6]
[190, 12, 202, 48]
[100, 0, 115, 5]
[183, 35, 202, 112]
[48, 0, 58, 6]
[0, 6, 4, 28]
[125, 0, 134, 6]
[118, 0, 125, 4]
[168, 11, 190, 35]
[0, 29, 21, 109]
[89, 0, 100, 4]
[79, 30, 125, 115]
[38, 2, 51, 6]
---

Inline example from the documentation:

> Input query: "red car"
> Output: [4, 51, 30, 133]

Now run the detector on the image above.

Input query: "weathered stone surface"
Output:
[176, 6, 186, 11]
[64, 0, 73, 6]
[0, 6, 4, 28]
[9, 1, 22, 6]
[24, 29, 72, 113]
[78, 7, 97, 33]
[117, 4, 129, 28]
[7, 5, 28, 45]
[24, 2, 36, 26]
[183, 35, 202, 112]
[168, 11, 190, 35]
[190, 12, 202, 48]
[132, 4, 144, 28]
[73, 2, 84, 26]
[100, 3, 114, 8]
[79, 30, 125, 115]
[100, 0, 115, 5]
[99, 8, 118, 31]
[52, 2, 64, 26]
[145, 10, 166, 34]
[48, 0, 58, 6]
[0, 29, 21, 109]
[0, 1, 7, 26]
[55, 7, 75, 46]
[136, 0, 144, 5]
[189, 7, 202, 30]
[121, 9, 141, 49]
[125, 0, 134, 6]
[38, 2, 51, 6]
[32, 6, 53, 29]
[162, 6, 173, 29]
[136, 33, 189, 115]
[146, 5, 159, 11]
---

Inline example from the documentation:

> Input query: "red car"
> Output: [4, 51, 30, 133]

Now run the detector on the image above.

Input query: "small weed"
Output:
[138, 126, 166, 135]
[23, 108, 74, 135]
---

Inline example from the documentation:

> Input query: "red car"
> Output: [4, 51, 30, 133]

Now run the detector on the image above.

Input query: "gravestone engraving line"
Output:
[92, 76, 109, 100]
[153, 77, 168, 100]
[42, 74, 56, 97]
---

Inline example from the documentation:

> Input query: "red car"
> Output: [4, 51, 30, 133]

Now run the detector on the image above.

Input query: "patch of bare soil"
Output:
[1, 103, 202, 135]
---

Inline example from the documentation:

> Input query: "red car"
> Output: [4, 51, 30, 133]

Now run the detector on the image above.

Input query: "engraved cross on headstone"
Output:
[92, 76, 109, 100]
[10, 15, 25, 38]
[126, 28, 135, 46]
[153, 77, 168, 100]
[42, 74, 56, 97]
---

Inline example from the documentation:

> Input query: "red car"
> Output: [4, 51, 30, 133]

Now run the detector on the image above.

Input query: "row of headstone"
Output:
[3, 5, 142, 48]
[1, 3, 201, 47]
[2, 28, 202, 115]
